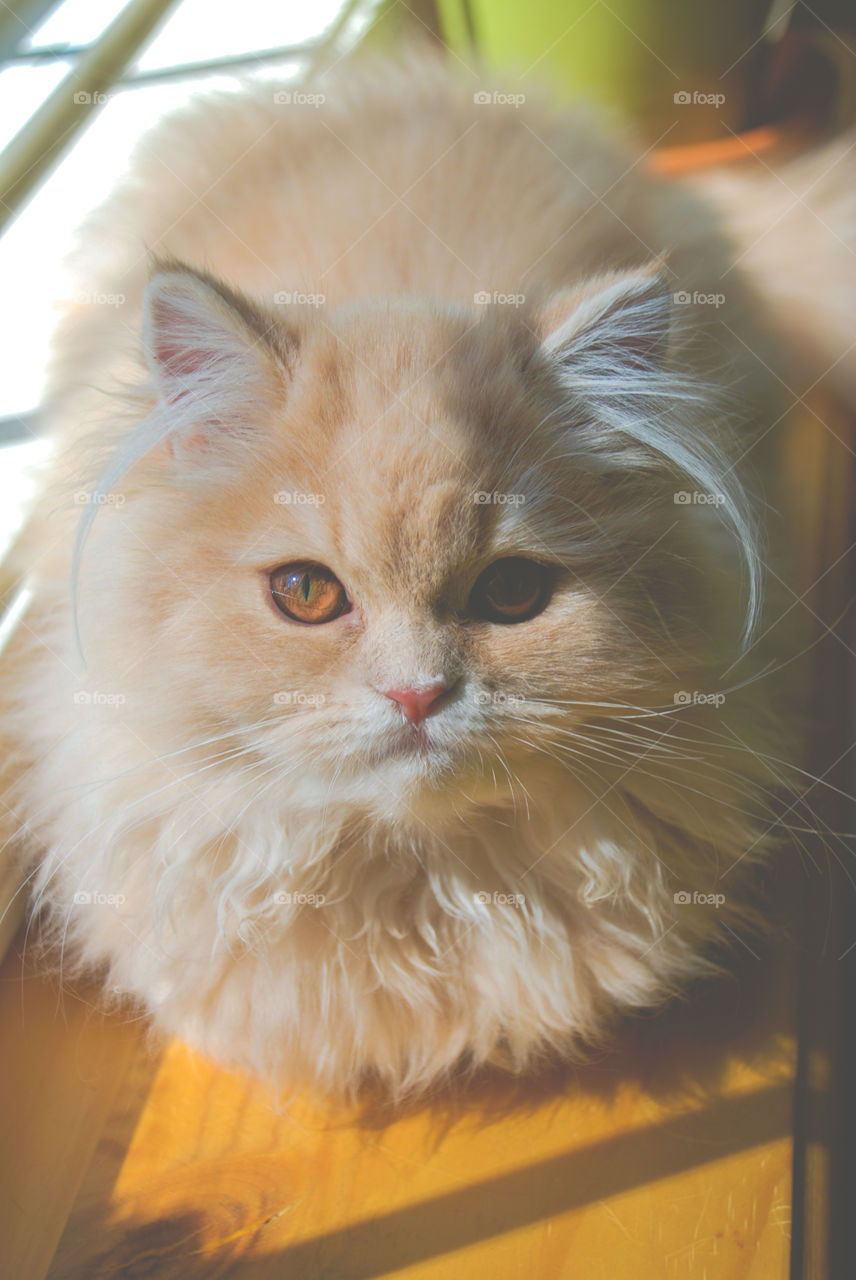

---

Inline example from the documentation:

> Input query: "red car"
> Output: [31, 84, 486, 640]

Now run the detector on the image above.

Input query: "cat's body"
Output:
[1, 54, 849, 1097]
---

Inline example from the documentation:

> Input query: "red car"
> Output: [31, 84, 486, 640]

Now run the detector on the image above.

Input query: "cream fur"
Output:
[1, 51, 843, 1099]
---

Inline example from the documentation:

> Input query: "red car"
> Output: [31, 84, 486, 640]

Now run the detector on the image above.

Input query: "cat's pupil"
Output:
[269, 563, 350, 625]
[470, 557, 553, 625]
[487, 563, 531, 604]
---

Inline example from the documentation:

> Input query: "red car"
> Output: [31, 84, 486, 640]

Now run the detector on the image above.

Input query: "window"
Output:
[0, 0, 381, 553]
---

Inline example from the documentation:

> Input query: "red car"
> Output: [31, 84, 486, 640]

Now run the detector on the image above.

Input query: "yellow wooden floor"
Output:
[0, 910, 797, 1280]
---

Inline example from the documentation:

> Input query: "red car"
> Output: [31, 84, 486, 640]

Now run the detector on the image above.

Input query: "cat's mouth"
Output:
[365, 721, 463, 769]
[380, 724, 436, 761]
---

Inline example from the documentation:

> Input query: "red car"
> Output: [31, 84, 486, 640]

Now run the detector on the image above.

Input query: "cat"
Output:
[1, 51, 852, 1099]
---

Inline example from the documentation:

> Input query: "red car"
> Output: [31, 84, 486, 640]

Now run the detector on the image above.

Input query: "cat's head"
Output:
[73, 263, 757, 825]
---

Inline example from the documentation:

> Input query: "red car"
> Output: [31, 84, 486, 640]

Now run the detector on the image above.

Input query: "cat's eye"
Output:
[269, 562, 350, 624]
[469, 557, 554, 624]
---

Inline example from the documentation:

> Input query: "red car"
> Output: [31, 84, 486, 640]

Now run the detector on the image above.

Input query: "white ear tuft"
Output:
[539, 270, 672, 379]
[533, 268, 762, 650]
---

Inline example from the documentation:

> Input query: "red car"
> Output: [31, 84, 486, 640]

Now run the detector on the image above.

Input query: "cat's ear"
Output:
[143, 264, 290, 464]
[535, 269, 672, 380]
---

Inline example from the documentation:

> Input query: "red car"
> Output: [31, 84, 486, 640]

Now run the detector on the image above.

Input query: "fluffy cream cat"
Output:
[1, 53, 852, 1098]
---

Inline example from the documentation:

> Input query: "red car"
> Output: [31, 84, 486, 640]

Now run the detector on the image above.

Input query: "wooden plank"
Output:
[0, 940, 154, 1280]
[34, 922, 796, 1279]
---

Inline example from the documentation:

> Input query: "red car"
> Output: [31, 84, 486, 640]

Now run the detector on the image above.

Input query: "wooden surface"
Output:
[0, 916, 797, 1280]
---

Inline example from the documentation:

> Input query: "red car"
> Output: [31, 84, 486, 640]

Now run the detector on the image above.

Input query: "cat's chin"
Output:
[276, 726, 492, 825]
[348, 740, 519, 825]
[370, 723, 439, 764]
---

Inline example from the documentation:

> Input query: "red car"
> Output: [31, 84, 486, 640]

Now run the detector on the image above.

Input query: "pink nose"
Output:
[381, 681, 454, 725]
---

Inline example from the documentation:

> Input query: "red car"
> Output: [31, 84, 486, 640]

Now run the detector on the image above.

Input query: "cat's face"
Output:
[78, 266, 739, 823]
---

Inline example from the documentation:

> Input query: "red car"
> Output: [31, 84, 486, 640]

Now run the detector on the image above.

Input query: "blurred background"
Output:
[1, 0, 854, 453]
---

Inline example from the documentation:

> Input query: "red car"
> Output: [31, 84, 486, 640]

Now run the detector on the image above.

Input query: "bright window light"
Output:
[1, 0, 374, 535]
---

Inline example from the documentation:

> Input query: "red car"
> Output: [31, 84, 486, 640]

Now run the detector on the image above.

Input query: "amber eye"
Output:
[269, 563, 350, 624]
[469, 557, 553, 624]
